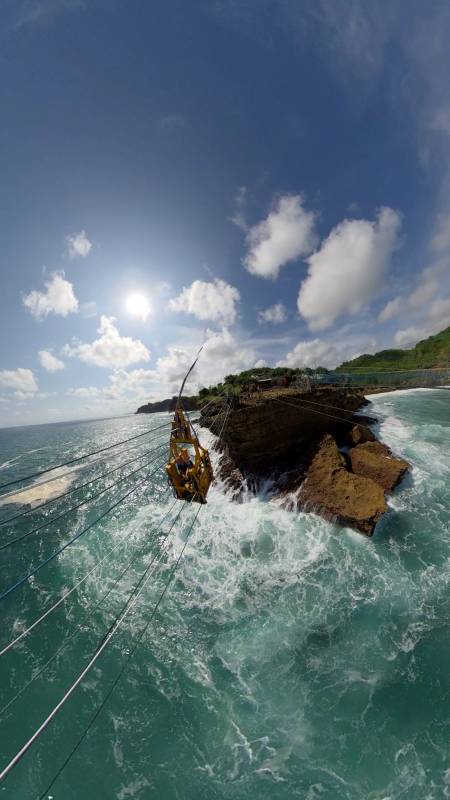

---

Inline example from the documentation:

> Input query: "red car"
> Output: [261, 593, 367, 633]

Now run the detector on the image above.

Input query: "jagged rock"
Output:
[200, 388, 409, 536]
[298, 434, 387, 536]
[348, 423, 375, 446]
[349, 441, 409, 492]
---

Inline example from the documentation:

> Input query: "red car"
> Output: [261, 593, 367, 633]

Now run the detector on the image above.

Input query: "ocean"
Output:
[0, 388, 449, 800]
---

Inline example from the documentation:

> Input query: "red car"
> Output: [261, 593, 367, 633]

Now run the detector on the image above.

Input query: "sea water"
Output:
[0, 389, 449, 799]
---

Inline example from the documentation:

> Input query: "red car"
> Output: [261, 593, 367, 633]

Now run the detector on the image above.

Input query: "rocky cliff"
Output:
[136, 395, 199, 414]
[200, 388, 409, 536]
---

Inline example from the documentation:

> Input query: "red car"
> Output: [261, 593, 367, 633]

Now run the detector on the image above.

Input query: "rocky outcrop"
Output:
[201, 388, 409, 536]
[297, 434, 387, 535]
[349, 441, 409, 492]
[136, 395, 199, 414]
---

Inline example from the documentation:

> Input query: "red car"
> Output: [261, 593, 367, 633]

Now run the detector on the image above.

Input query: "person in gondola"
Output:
[176, 448, 194, 483]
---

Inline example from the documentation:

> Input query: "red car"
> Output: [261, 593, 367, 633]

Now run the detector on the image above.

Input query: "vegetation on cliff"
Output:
[337, 326, 450, 372]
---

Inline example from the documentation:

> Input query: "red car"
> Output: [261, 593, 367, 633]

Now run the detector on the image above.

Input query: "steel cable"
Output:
[0, 426, 173, 528]
[36, 504, 201, 800]
[0, 504, 201, 785]
[0, 419, 175, 494]
[0, 455, 167, 604]
[0, 493, 181, 718]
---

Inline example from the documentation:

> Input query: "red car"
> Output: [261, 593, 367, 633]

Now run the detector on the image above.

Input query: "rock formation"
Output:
[136, 395, 199, 414]
[201, 388, 409, 536]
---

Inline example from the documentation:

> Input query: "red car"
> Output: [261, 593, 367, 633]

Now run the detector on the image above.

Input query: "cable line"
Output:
[274, 396, 375, 432]
[0, 427, 172, 527]
[36, 504, 201, 800]
[0, 503, 201, 786]
[0, 419, 175, 494]
[0, 455, 166, 604]
[0, 485, 170, 659]
[0, 493, 181, 718]
[0, 421, 175, 507]
[0, 442, 167, 550]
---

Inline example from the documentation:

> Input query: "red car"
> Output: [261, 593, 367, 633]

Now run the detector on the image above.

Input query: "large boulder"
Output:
[348, 423, 375, 446]
[298, 434, 387, 536]
[349, 441, 409, 492]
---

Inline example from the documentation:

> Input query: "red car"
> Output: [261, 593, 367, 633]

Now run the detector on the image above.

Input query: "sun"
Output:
[125, 292, 151, 321]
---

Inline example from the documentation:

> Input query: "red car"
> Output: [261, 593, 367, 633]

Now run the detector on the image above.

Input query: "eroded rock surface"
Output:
[201, 388, 409, 536]
[349, 441, 409, 492]
[297, 434, 387, 536]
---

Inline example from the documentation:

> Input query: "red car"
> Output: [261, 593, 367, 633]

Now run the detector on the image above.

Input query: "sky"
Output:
[1, 0, 450, 427]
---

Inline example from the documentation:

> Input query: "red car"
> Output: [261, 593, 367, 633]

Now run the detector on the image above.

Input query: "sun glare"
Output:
[125, 292, 151, 321]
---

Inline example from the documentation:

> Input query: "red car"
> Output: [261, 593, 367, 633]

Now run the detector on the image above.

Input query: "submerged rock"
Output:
[349, 440, 409, 492]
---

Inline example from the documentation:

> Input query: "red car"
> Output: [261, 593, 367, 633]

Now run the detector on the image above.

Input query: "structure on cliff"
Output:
[200, 387, 409, 536]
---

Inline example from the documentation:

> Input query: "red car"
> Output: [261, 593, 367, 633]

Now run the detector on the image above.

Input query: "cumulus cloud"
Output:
[155, 328, 255, 394]
[277, 336, 377, 370]
[258, 302, 287, 324]
[168, 279, 240, 326]
[298, 207, 401, 330]
[394, 296, 450, 348]
[408, 279, 438, 308]
[63, 316, 150, 369]
[393, 326, 427, 348]
[378, 296, 403, 323]
[243, 195, 317, 279]
[66, 230, 92, 259]
[23, 273, 79, 320]
[38, 350, 65, 372]
[0, 368, 38, 393]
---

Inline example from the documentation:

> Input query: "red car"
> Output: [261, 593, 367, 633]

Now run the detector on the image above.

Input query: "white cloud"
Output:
[66, 386, 102, 398]
[243, 195, 317, 279]
[298, 207, 401, 330]
[258, 302, 287, 324]
[0, 368, 38, 394]
[66, 230, 92, 259]
[254, 359, 268, 368]
[23, 273, 79, 320]
[277, 336, 377, 370]
[394, 297, 450, 348]
[38, 350, 65, 372]
[155, 328, 255, 394]
[378, 296, 403, 323]
[394, 326, 427, 348]
[63, 316, 150, 369]
[168, 279, 240, 326]
[408, 279, 438, 308]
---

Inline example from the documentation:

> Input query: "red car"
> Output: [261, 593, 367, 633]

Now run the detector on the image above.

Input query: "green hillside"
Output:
[337, 326, 450, 372]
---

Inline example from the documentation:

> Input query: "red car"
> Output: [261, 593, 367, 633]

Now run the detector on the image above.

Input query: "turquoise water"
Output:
[0, 389, 449, 799]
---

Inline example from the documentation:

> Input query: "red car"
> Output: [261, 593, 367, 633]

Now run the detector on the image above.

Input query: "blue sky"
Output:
[1, 0, 450, 427]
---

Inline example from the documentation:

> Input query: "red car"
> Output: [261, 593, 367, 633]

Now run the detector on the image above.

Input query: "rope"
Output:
[0, 427, 172, 527]
[0, 504, 201, 785]
[0, 494, 181, 717]
[0, 419, 174, 494]
[36, 504, 201, 800]
[0, 455, 166, 604]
